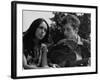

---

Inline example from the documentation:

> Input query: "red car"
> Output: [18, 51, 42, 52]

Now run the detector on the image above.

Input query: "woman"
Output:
[23, 18, 49, 69]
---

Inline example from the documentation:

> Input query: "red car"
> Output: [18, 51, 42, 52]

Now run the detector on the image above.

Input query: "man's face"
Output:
[63, 23, 76, 39]
[35, 22, 47, 40]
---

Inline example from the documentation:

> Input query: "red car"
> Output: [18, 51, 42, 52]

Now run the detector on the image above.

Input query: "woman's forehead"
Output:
[39, 22, 47, 29]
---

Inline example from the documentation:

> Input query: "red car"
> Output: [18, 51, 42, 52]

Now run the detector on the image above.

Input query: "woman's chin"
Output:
[38, 37, 44, 40]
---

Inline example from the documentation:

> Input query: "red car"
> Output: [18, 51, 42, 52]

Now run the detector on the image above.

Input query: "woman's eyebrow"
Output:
[39, 26, 47, 30]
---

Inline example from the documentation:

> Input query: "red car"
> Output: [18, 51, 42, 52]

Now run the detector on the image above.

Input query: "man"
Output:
[48, 14, 90, 67]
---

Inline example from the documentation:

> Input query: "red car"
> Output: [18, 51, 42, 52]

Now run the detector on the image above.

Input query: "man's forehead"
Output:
[64, 23, 72, 28]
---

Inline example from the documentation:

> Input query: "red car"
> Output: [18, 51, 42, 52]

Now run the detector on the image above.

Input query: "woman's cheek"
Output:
[44, 32, 46, 37]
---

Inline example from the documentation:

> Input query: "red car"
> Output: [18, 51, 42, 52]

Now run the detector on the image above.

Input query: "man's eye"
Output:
[62, 28, 65, 31]
[66, 28, 70, 31]
[39, 26, 43, 29]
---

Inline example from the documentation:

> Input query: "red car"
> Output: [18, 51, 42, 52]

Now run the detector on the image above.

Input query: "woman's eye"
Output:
[39, 26, 47, 32]
[44, 28, 47, 32]
[62, 28, 65, 31]
[39, 26, 43, 29]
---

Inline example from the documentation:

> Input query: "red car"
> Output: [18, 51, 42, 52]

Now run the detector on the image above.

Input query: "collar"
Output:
[77, 35, 83, 45]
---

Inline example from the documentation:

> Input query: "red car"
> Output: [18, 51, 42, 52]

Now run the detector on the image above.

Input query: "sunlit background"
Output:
[23, 10, 54, 32]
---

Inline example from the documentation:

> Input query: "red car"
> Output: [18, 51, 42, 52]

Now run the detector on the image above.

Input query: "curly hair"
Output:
[62, 14, 80, 30]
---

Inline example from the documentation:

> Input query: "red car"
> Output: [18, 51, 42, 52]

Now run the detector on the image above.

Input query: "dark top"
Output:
[48, 37, 90, 67]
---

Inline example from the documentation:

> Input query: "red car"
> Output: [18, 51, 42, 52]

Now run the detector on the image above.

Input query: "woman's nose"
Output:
[41, 29, 45, 33]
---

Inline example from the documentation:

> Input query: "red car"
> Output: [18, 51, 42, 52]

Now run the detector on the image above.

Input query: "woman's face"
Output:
[35, 21, 47, 40]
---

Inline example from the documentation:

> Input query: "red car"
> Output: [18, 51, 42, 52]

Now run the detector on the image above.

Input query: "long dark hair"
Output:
[23, 18, 49, 49]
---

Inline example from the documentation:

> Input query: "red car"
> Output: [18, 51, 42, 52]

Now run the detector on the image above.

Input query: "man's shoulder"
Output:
[81, 38, 90, 46]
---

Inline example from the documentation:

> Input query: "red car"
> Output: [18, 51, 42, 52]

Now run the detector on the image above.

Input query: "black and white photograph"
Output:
[11, 1, 97, 79]
[23, 11, 91, 69]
